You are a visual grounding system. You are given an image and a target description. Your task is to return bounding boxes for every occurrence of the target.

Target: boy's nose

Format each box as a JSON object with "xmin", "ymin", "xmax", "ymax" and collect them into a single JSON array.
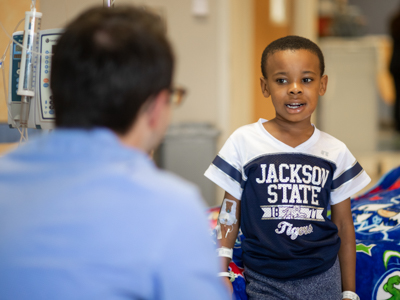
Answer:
[{"xmin": 289, "ymin": 83, "xmax": 302, "ymax": 95}]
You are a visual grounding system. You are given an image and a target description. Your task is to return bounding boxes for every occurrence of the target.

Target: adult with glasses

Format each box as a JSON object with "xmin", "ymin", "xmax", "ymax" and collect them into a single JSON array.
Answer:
[{"xmin": 0, "ymin": 6, "xmax": 229, "ymax": 300}]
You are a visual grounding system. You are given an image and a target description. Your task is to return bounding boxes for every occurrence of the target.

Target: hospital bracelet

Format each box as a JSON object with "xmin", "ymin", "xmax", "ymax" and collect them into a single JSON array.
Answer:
[
  {"xmin": 216, "ymin": 247, "xmax": 233, "ymax": 259},
  {"xmin": 217, "ymin": 271, "xmax": 235, "ymax": 282},
  {"xmin": 342, "ymin": 291, "xmax": 360, "ymax": 300}
]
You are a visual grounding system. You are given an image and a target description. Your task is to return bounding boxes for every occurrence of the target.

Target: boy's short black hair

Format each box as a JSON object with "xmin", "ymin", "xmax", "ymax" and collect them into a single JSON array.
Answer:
[
  {"xmin": 261, "ymin": 35, "xmax": 325, "ymax": 77},
  {"xmin": 51, "ymin": 6, "xmax": 174, "ymax": 134}
]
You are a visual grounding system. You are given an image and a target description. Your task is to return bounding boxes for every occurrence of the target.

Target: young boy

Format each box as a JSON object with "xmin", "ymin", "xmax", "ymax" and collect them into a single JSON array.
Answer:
[{"xmin": 204, "ymin": 36, "xmax": 370, "ymax": 300}]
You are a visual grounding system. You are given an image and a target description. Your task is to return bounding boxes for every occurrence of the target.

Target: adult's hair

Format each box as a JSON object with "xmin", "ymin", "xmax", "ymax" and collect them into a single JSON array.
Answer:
[
  {"xmin": 390, "ymin": 11, "xmax": 400, "ymax": 40},
  {"xmin": 51, "ymin": 6, "xmax": 174, "ymax": 134},
  {"xmin": 261, "ymin": 35, "xmax": 325, "ymax": 78}
]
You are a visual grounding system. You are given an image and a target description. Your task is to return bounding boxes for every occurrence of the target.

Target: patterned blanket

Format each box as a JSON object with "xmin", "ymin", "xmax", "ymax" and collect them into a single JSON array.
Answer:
[{"xmin": 353, "ymin": 166, "xmax": 400, "ymax": 300}]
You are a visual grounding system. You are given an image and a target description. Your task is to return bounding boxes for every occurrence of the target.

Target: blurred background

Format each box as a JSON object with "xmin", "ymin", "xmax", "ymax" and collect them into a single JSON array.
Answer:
[{"xmin": 1, "ymin": 0, "xmax": 399, "ymax": 206}]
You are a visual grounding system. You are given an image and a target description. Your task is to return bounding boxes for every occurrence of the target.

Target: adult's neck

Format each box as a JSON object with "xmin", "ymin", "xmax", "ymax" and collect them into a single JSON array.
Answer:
[{"xmin": 117, "ymin": 116, "xmax": 154, "ymax": 154}]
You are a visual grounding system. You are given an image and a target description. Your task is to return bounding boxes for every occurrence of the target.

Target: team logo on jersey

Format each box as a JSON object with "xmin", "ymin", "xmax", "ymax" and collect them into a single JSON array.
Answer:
[
  {"xmin": 261, "ymin": 205, "xmax": 324, "ymax": 221},
  {"xmin": 256, "ymin": 163, "xmax": 329, "ymax": 206},
  {"xmin": 275, "ymin": 221, "xmax": 313, "ymax": 240},
  {"xmin": 257, "ymin": 162, "xmax": 328, "ymax": 240}
]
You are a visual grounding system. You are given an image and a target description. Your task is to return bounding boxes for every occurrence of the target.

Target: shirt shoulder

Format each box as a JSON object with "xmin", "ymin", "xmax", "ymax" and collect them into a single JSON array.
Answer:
[
  {"xmin": 314, "ymin": 130, "xmax": 371, "ymax": 203},
  {"xmin": 221, "ymin": 121, "xmax": 268, "ymax": 162},
  {"xmin": 228, "ymin": 121, "xmax": 263, "ymax": 143},
  {"xmin": 315, "ymin": 129, "xmax": 348, "ymax": 152}
]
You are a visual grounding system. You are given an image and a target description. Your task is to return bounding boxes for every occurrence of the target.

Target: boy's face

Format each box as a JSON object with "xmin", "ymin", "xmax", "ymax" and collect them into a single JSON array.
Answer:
[{"xmin": 260, "ymin": 49, "xmax": 327, "ymax": 124}]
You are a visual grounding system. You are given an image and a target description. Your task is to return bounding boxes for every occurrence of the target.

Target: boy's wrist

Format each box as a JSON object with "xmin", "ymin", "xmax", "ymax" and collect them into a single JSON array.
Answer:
[
  {"xmin": 217, "ymin": 271, "xmax": 235, "ymax": 282},
  {"xmin": 216, "ymin": 247, "xmax": 233, "ymax": 259},
  {"xmin": 342, "ymin": 291, "xmax": 359, "ymax": 300}
]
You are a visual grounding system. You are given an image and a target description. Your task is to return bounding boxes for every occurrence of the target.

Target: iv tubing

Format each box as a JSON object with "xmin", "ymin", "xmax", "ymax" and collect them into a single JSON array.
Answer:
[
  {"xmin": 1, "ymin": 64, "xmax": 24, "ymax": 138},
  {"xmin": 0, "ymin": 19, "xmax": 47, "ymax": 58},
  {"xmin": 0, "ymin": 18, "xmax": 26, "ymax": 136}
]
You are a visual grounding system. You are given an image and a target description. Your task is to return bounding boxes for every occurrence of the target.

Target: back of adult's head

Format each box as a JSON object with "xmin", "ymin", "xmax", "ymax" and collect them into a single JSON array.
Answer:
[
  {"xmin": 390, "ymin": 10, "xmax": 400, "ymax": 40},
  {"xmin": 51, "ymin": 6, "xmax": 174, "ymax": 134}
]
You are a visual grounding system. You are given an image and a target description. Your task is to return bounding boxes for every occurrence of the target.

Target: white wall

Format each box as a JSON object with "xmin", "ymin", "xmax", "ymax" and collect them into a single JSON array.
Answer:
[
  {"xmin": 229, "ymin": 0, "xmax": 254, "ymax": 135},
  {"xmin": 292, "ymin": 0, "xmax": 318, "ymax": 42}
]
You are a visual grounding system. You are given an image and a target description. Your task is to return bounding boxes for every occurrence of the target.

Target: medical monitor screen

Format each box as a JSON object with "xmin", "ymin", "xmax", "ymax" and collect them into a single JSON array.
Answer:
[{"xmin": 15, "ymin": 44, "xmax": 22, "ymax": 53}]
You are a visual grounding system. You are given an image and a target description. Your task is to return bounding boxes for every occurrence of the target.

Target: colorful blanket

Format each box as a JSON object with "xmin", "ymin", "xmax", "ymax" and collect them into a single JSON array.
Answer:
[{"xmin": 353, "ymin": 166, "xmax": 400, "ymax": 299}]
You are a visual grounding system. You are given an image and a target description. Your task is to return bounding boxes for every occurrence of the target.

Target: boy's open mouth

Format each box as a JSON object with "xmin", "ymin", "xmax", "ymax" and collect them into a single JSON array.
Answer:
[{"xmin": 286, "ymin": 103, "xmax": 304, "ymax": 109}]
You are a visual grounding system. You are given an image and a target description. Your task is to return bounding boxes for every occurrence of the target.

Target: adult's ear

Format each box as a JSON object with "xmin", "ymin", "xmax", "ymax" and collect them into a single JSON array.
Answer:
[
  {"xmin": 117, "ymin": 89, "xmax": 170, "ymax": 153},
  {"xmin": 260, "ymin": 77, "xmax": 270, "ymax": 98},
  {"xmin": 147, "ymin": 89, "xmax": 170, "ymax": 129},
  {"xmin": 319, "ymin": 75, "xmax": 328, "ymax": 96}
]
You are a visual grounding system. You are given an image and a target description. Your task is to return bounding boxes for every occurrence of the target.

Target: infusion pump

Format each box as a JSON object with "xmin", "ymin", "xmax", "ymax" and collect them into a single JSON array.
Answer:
[{"xmin": 8, "ymin": 28, "xmax": 62, "ymax": 130}]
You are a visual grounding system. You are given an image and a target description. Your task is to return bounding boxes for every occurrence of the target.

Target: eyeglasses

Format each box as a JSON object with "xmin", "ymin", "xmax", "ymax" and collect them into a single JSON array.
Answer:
[{"xmin": 169, "ymin": 87, "xmax": 186, "ymax": 106}]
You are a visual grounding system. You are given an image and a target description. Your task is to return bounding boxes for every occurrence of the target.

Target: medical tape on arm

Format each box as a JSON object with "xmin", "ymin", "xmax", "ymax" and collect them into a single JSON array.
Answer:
[
  {"xmin": 215, "ymin": 222, "xmax": 222, "ymax": 240},
  {"xmin": 219, "ymin": 199, "xmax": 237, "ymax": 226},
  {"xmin": 218, "ymin": 198, "xmax": 238, "ymax": 239}
]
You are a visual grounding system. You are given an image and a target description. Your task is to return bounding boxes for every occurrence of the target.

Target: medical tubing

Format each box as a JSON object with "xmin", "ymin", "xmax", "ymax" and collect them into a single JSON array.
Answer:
[
  {"xmin": 0, "ymin": 18, "xmax": 25, "ymax": 133},
  {"xmin": 0, "ymin": 18, "xmax": 24, "ymax": 66},
  {"xmin": 19, "ymin": 96, "xmax": 31, "ymax": 128},
  {"xmin": 0, "ymin": 18, "xmax": 45, "ymax": 58},
  {"xmin": 1, "ymin": 48, "xmax": 23, "ymax": 136}
]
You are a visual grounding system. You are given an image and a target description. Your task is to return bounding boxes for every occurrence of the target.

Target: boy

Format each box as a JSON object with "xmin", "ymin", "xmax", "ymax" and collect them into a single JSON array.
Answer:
[{"xmin": 205, "ymin": 36, "xmax": 370, "ymax": 300}]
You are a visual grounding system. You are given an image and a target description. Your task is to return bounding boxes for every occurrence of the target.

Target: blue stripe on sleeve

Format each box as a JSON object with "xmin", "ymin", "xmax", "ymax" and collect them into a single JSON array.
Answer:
[
  {"xmin": 331, "ymin": 162, "xmax": 363, "ymax": 190},
  {"xmin": 212, "ymin": 155, "xmax": 242, "ymax": 185}
]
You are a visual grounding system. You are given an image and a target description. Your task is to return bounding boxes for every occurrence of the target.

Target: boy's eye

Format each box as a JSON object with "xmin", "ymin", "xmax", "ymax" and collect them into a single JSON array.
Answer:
[
  {"xmin": 276, "ymin": 79, "xmax": 287, "ymax": 84},
  {"xmin": 302, "ymin": 78, "xmax": 312, "ymax": 83}
]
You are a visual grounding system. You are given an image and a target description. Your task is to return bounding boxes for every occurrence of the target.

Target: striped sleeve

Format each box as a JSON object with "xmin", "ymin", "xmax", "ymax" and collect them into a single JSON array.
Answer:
[
  {"xmin": 330, "ymin": 150, "xmax": 371, "ymax": 205},
  {"xmin": 204, "ymin": 136, "xmax": 244, "ymax": 200}
]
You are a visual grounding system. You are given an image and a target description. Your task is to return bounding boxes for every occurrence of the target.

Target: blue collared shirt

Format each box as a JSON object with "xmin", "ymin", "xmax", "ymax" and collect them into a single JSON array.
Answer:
[{"xmin": 0, "ymin": 128, "xmax": 229, "ymax": 300}]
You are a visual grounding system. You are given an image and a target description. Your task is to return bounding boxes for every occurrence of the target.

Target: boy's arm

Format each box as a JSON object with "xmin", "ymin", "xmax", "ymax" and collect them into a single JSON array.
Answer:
[
  {"xmin": 331, "ymin": 197, "xmax": 356, "ymax": 300},
  {"xmin": 218, "ymin": 191, "xmax": 241, "ymax": 294}
]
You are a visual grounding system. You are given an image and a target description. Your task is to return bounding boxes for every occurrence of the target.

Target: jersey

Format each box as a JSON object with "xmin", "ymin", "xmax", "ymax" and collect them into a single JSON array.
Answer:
[{"xmin": 205, "ymin": 119, "xmax": 371, "ymax": 279}]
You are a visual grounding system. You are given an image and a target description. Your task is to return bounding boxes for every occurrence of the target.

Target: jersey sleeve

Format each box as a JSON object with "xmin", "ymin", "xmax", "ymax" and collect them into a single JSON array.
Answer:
[
  {"xmin": 204, "ymin": 133, "xmax": 244, "ymax": 200},
  {"xmin": 330, "ymin": 147, "xmax": 371, "ymax": 205}
]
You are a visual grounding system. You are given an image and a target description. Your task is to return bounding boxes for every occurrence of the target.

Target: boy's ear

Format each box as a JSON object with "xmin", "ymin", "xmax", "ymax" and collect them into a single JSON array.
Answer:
[
  {"xmin": 319, "ymin": 75, "xmax": 328, "ymax": 96},
  {"xmin": 260, "ymin": 77, "xmax": 270, "ymax": 98}
]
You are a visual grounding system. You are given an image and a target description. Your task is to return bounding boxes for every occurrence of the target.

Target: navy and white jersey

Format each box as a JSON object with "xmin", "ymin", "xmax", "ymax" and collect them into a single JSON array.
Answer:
[{"xmin": 205, "ymin": 119, "xmax": 371, "ymax": 279}]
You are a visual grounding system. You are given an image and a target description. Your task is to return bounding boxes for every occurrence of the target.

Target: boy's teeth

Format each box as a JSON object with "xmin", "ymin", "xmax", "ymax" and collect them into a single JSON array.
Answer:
[{"xmin": 286, "ymin": 104, "xmax": 303, "ymax": 108}]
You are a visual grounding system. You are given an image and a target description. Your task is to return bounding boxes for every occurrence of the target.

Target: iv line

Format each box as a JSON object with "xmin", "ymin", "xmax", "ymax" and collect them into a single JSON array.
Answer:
[
  {"xmin": 0, "ymin": 18, "xmax": 26, "ymax": 138},
  {"xmin": 0, "ymin": 19, "xmax": 50, "ymax": 58}
]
